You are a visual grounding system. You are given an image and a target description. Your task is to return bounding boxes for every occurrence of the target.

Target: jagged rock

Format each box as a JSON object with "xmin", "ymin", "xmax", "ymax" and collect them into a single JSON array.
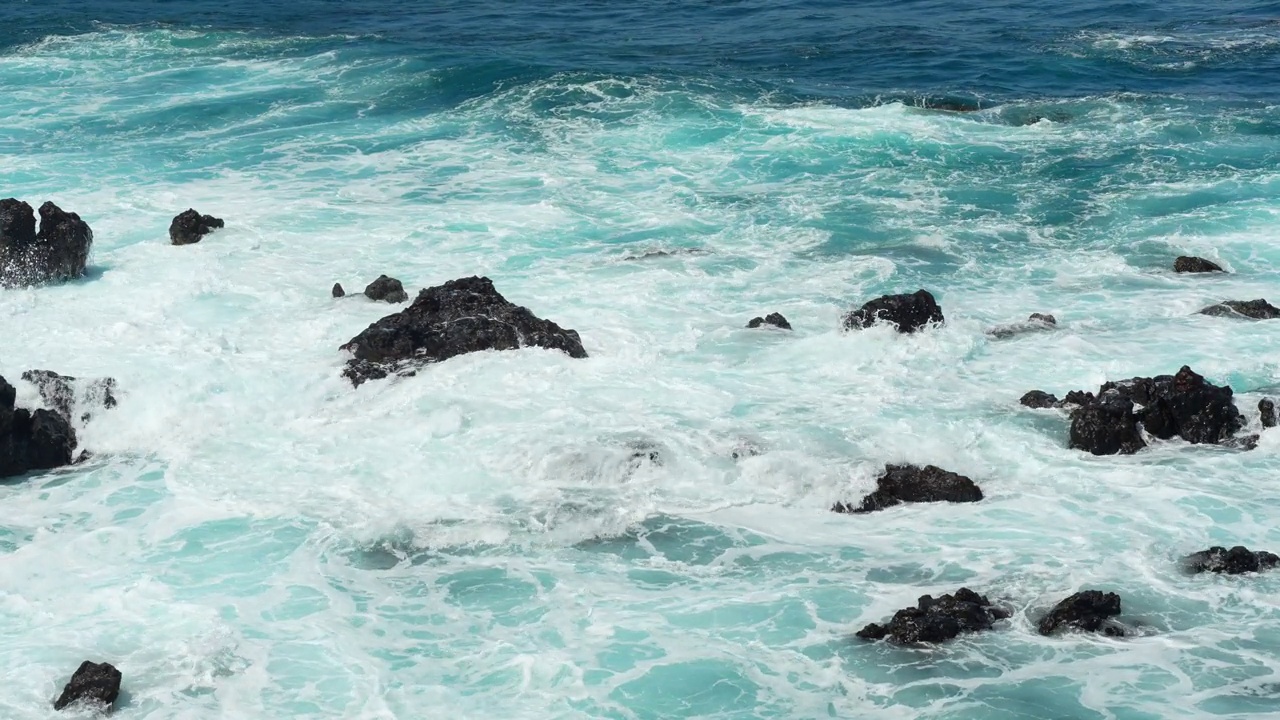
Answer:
[
  {"xmin": 832, "ymin": 464, "xmax": 983, "ymax": 514},
  {"xmin": 1037, "ymin": 590, "xmax": 1125, "ymax": 636},
  {"xmin": 843, "ymin": 289, "xmax": 943, "ymax": 333},
  {"xmin": 169, "ymin": 208, "xmax": 224, "ymax": 245},
  {"xmin": 1199, "ymin": 299, "xmax": 1280, "ymax": 320},
  {"xmin": 747, "ymin": 312, "xmax": 791, "ymax": 330},
  {"xmin": 363, "ymin": 275, "xmax": 408, "ymax": 303},
  {"xmin": 1069, "ymin": 392, "xmax": 1145, "ymax": 455},
  {"xmin": 1020, "ymin": 390, "xmax": 1060, "ymax": 409},
  {"xmin": 53, "ymin": 660, "xmax": 121, "ymax": 712},
  {"xmin": 1, "ymin": 375, "xmax": 77, "ymax": 478},
  {"xmin": 856, "ymin": 588, "xmax": 1010, "ymax": 644},
  {"xmin": 1174, "ymin": 256, "xmax": 1224, "ymax": 273},
  {"xmin": 1261, "ymin": 399, "xmax": 1277, "ymax": 429},
  {"xmin": 1061, "ymin": 390, "xmax": 1095, "ymax": 407},
  {"xmin": 332, "ymin": 283, "xmax": 345, "ymax": 298},
  {"xmin": 341, "ymin": 276, "xmax": 587, "ymax": 386},
  {"xmin": 0, "ymin": 199, "xmax": 93, "ymax": 286},
  {"xmin": 20, "ymin": 370, "xmax": 117, "ymax": 424},
  {"xmin": 1184, "ymin": 546, "xmax": 1280, "ymax": 575}
]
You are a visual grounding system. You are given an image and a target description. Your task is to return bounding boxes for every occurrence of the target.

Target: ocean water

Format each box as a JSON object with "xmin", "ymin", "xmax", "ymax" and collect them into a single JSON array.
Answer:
[{"xmin": 3, "ymin": 0, "xmax": 1280, "ymax": 717}]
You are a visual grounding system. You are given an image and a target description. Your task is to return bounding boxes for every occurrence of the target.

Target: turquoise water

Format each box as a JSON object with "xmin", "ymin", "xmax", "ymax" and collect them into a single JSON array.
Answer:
[{"xmin": 3, "ymin": 2, "xmax": 1280, "ymax": 717}]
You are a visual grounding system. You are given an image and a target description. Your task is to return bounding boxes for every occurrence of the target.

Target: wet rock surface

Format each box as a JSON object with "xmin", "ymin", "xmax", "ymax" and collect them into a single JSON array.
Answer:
[
  {"xmin": 341, "ymin": 276, "xmax": 587, "ymax": 386},
  {"xmin": 1261, "ymin": 399, "xmax": 1277, "ymax": 429},
  {"xmin": 1020, "ymin": 390, "xmax": 1060, "ymax": 409},
  {"xmin": 1174, "ymin": 256, "xmax": 1224, "ymax": 273},
  {"xmin": 989, "ymin": 313, "xmax": 1057, "ymax": 339},
  {"xmin": 363, "ymin": 274, "xmax": 408, "ymax": 303},
  {"xmin": 169, "ymin": 208, "xmax": 224, "ymax": 245},
  {"xmin": 54, "ymin": 660, "xmax": 121, "ymax": 712},
  {"xmin": 1, "ymin": 375, "xmax": 77, "ymax": 478},
  {"xmin": 1198, "ymin": 299, "xmax": 1280, "ymax": 320},
  {"xmin": 1184, "ymin": 546, "xmax": 1280, "ymax": 575},
  {"xmin": 843, "ymin": 289, "xmax": 944, "ymax": 333},
  {"xmin": 747, "ymin": 312, "xmax": 791, "ymax": 330},
  {"xmin": 856, "ymin": 588, "xmax": 1010, "ymax": 644},
  {"xmin": 0, "ymin": 199, "xmax": 93, "ymax": 286},
  {"xmin": 332, "ymin": 283, "xmax": 345, "ymax": 298},
  {"xmin": 1037, "ymin": 590, "xmax": 1125, "ymax": 636},
  {"xmin": 20, "ymin": 370, "xmax": 118, "ymax": 424},
  {"xmin": 832, "ymin": 464, "xmax": 983, "ymax": 514}
]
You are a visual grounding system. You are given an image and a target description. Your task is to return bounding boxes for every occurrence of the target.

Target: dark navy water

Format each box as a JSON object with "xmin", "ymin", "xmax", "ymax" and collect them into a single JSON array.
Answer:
[{"xmin": 3, "ymin": 1, "xmax": 1280, "ymax": 718}]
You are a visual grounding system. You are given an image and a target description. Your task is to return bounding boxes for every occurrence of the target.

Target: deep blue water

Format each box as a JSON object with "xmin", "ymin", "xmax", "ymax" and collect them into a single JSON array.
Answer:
[{"xmin": 3, "ymin": 1, "xmax": 1280, "ymax": 718}]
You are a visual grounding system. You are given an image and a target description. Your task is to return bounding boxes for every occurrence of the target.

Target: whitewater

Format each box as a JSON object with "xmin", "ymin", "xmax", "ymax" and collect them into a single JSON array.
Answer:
[{"xmin": 3, "ymin": 1, "xmax": 1280, "ymax": 717}]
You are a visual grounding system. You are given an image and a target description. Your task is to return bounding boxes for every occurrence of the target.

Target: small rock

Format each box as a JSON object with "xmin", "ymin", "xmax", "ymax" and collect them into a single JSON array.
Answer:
[
  {"xmin": 1037, "ymin": 590, "xmax": 1125, "ymax": 636},
  {"xmin": 843, "ymin": 289, "xmax": 944, "ymax": 333},
  {"xmin": 1184, "ymin": 546, "xmax": 1280, "ymax": 575},
  {"xmin": 169, "ymin": 208, "xmax": 224, "ymax": 246},
  {"xmin": 1028, "ymin": 313, "xmax": 1057, "ymax": 325},
  {"xmin": 363, "ymin": 275, "xmax": 408, "ymax": 303},
  {"xmin": 832, "ymin": 464, "xmax": 983, "ymax": 514},
  {"xmin": 1198, "ymin": 299, "xmax": 1280, "ymax": 320},
  {"xmin": 1261, "ymin": 399, "xmax": 1277, "ymax": 429},
  {"xmin": 856, "ymin": 587, "xmax": 1010, "ymax": 644},
  {"xmin": 53, "ymin": 660, "xmax": 121, "ymax": 712},
  {"xmin": 988, "ymin": 313, "xmax": 1057, "ymax": 339},
  {"xmin": 1020, "ymin": 390, "xmax": 1059, "ymax": 409},
  {"xmin": 1174, "ymin": 256, "xmax": 1224, "ymax": 273},
  {"xmin": 747, "ymin": 312, "xmax": 791, "ymax": 330},
  {"xmin": 1069, "ymin": 391, "xmax": 1145, "ymax": 455},
  {"xmin": 332, "ymin": 283, "xmax": 345, "ymax": 298}
]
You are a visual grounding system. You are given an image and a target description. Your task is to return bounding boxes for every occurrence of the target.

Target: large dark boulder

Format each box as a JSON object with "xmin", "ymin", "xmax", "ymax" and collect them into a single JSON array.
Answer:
[
  {"xmin": 169, "ymin": 208, "xmax": 224, "ymax": 245},
  {"xmin": 1069, "ymin": 392, "xmax": 1146, "ymax": 455},
  {"xmin": 1, "ymin": 374, "xmax": 76, "ymax": 477},
  {"xmin": 832, "ymin": 463, "xmax": 982, "ymax": 514},
  {"xmin": 21, "ymin": 370, "xmax": 118, "ymax": 424},
  {"xmin": 1174, "ymin": 256, "xmax": 1224, "ymax": 273},
  {"xmin": 53, "ymin": 660, "xmax": 121, "ymax": 712},
  {"xmin": 843, "ymin": 289, "xmax": 943, "ymax": 333},
  {"xmin": 1199, "ymin": 299, "xmax": 1280, "ymax": 320},
  {"xmin": 747, "ymin": 312, "xmax": 791, "ymax": 330},
  {"xmin": 1184, "ymin": 546, "xmax": 1280, "ymax": 575},
  {"xmin": 1037, "ymin": 590, "xmax": 1124, "ymax": 636},
  {"xmin": 363, "ymin": 275, "xmax": 408, "ymax": 303},
  {"xmin": 0, "ymin": 199, "xmax": 92, "ymax": 286},
  {"xmin": 856, "ymin": 588, "xmax": 1010, "ymax": 644},
  {"xmin": 341, "ymin": 276, "xmax": 587, "ymax": 386}
]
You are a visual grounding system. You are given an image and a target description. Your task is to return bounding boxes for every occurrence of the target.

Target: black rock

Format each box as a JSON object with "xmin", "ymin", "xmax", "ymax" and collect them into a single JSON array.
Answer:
[
  {"xmin": 1069, "ymin": 391, "xmax": 1146, "ymax": 455},
  {"xmin": 1020, "ymin": 390, "xmax": 1060, "ymax": 409},
  {"xmin": 1184, "ymin": 546, "xmax": 1280, "ymax": 575},
  {"xmin": 843, "ymin": 289, "xmax": 944, "ymax": 333},
  {"xmin": 332, "ymin": 283, "xmax": 345, "ymax": 298},
  {"xmin": 832, "ymin": 464, "xmax": 983, "ymax": 514},
  {"xmin": 1, "ymin": 374, "xmax": 77, "ymax": 478},
  {"xmin": 21, "ymin": 370, "xmax": 118, "ymax": 424},
  {"xmin": 1037, "ymin": 590, "xmax": 1125, "ymax": 636},
  {"xmin": 341, "ymin": 276, "xmax": 587, "ymax": 386},
  {"xmin": 1133, "ymin": 366, "xmax": 1245, "ymax": 445},
  {"xmin": 1199, "ymin": 299, "xmax": 1280, "ymax": 320},
  {"xmin": 1174, "ymin": 256, "xmax": 1224, "ymax": 273},
  {"xmin": 856, "ymin": 587, "xmax": 1010, "ymax": 644},
  {"xmin": 0, "ymin": 199, "xmax": 93, "ymax": 286},
  {"xmin": 363, "ymin": 275, "xmax": 408, "ymax": 303},
  {"xmin": 747, "ymin": 312, "xmax": 791, "ymax": 330},
  {"xmin": 989, "ymin": 312, "xmax": 1057, "ymax": 339},
  {"xmin": 1061, "ymin": 390, "xmax": 1095, "ymax": 407},
  {"xmin": 53, "ymin": 660, "xmax": 121, "ymax": 712},
  {"xmin": 169, "ymin": 208, "xmax": 224, "ymax": 245},
  {"xmin": 1261, "ymin": 399, "xmax": 1277, "ymax": 429}
]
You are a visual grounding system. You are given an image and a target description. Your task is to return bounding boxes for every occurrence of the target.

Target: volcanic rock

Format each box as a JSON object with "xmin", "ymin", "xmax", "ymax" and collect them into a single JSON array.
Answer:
[
  {"xmin": 832, "ymin": 464, "xmax": 983, "ymax": 514},
  {"xmin": 747, "ymin": 312, "xmax": 791, "ymax": 330},
  {"xmin": 0, "ymin": 199, "xmax": 93, "ymax": 286},
  {"xmin": 1, "ymin": 374, "xmax": 77, "ymax": 478},
  {"xmin": 1174, "ymin": 256, "xmax": 1224, "ymax": 273},
  {"xmin": 856, "ymin": 587, "xmax": 1010, "ymax": 644},
  {"xmin": 843, "ymin": 289, "xmax": 944, "ymax": 333},
  {"xmin": 1198, "ymin": 299, "xmax": 1280, "ymax": 320},
  {"xmin": 1184, "ymin": 546, "xmax": 1280, "ymax": 575},
  {"xmin": 363, "ymin": 275, "xmax": 408, "ymax": 303},
  {"xmin": 169, "ymin": 208, "xmax": 224, "ymax": 245},
  {"xmin": 53, "ymin": 661, "xmax": 121, "ymax": 712},
  {"xmin": 1037, "ymin": 590, "xmax": 1125, "ymax": 636}
]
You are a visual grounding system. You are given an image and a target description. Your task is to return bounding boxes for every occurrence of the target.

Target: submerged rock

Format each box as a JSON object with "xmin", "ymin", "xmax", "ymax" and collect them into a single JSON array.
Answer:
[
  {"xmin": 1020, "ymin": 390, "xmax": 1060, "ymax": 409},
  {"xmin": 832, "ymin": 464, "xmax": 983, "ymax": 514},
  {"xmin": 169, "ymin": 208, "xmax": 224, "ymax": 245},
  {"xmin": 1198, "ymin": 299, "xmax": 1280, "ymax": 320},
  {"xmin": 843, "ymin": 289, "xmax": 944, "ymax": 333},
  {"xmin": 1261, "ymin": 399, "xmax": 1277, "ymax": 429},
  {"xmin": 0, "ymin": 199, "xmax": 93, "ymax": 286},
  {"xmin": 363, "ymin": 275, "xmax": 408, "ymax": 303},
  {"xmin": 747, "ymin": 312, "xmax": 791, "ymax": 330},
  {"xmin": 332, "ymin": 283, "xmax": 345, "ymax": 298},
  {"xmin": 1, "ymin": 375, "xmax": 77, "ymax": 478},
  {"xmin": 988, "ymin": 313, "xmax": 1057, "ymax": 339},
  {"xmin": 1037, "ymin": 590, "xmax": 1125, "ymax": 637},
  {"xmin": 1184, "ymin": 546, "xmax": 1280, "ymax": 575},
  {"xmin": 341, "ymin": 276, "xmax": 587, "ymax": 386},
  {"xmin": 53, "ymin": 660, "xmax": 121, "ymax": 712},
  {"xmin": 21, "ymin": 370, "xmax": 117, "ymax": 424},
  {"xmin": 856, "ymin": 587, "xmax": 1010, "ymax": 644},
  {"xmin": 1174, "ymin": 256, "xmax": 1224, "ymax": 273}
]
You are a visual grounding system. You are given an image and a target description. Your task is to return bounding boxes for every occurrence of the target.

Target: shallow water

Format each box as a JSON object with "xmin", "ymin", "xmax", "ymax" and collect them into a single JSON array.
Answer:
[{"xmin": 2, "ymin": 1, "xmax": 1280, "ymax": 717}]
